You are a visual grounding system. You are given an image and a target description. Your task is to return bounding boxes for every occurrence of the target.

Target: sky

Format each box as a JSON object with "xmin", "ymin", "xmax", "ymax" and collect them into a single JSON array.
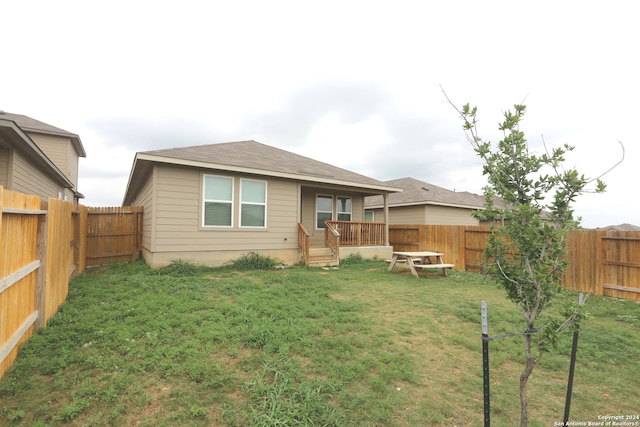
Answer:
[{"xmin": 2, "ymin": 1, "xmax": 637, "ymax": 229}]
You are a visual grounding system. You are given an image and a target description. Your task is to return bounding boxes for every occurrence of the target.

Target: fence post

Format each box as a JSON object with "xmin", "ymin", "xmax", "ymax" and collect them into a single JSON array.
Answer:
[{"xmin": 34, "ymin": 209, "xmax": 48, "ymax": 330}]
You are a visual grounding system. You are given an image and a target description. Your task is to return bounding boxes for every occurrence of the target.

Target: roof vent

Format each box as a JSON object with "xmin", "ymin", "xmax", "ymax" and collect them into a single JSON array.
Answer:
[{"xmin": 0, "ymin": 110, "xmax": 5, "ymax": 115}]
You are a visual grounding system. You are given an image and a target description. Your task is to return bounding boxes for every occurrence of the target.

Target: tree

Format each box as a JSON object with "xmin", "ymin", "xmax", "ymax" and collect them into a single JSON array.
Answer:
[{"xmin": 443, "ymin": 91, "xmax": 621, "ymax": 426}]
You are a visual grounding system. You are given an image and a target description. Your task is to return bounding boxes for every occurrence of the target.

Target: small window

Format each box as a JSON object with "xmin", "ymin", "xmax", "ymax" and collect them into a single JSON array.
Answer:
[
  {"xmin": 240, "ymin": 179, "xmax": 267, "ymax": 227},
  {"xmin": 316, "ymin": 195, "xmax": 333, "ymax": 229},
  {"xmin": 203, "ymin": 175, "xmax": 233, "ymax": 227},
  {"xmin": 365, "ymin": 210, "xmax": 375, "ymax": 222},
  {"xmin": 337, "ymin": 196, "xmax": 352, "ymax": 221}
]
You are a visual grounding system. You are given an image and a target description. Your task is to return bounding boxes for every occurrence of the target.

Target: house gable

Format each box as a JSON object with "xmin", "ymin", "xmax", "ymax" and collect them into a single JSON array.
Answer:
[{"xmin": 0, "ymin": 115, "xmax": 79, "ymax": 201}]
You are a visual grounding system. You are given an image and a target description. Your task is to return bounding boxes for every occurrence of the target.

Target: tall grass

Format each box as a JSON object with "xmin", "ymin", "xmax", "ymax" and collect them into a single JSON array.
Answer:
[{"xmin": 1, "ymin": 260, "xmax": 638, "ymax": 426}]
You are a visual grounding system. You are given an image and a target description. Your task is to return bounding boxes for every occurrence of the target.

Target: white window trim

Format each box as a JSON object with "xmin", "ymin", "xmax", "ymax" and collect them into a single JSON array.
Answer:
[
  {"xmin": 240, "ymin": 178, "xmax": 267, "ymax": 228},
  {"xmin": 202, "ymin": 174, "xmax": 234, "ymax": 228}
]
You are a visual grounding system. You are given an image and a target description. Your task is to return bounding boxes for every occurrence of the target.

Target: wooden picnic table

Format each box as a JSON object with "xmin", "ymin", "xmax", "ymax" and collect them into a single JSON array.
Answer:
[{"xmin": 386, "ymin": 251, "xmax": 455, "ymax": 278}]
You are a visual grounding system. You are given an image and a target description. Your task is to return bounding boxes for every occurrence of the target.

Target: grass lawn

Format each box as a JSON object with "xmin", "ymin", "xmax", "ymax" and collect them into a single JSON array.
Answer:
[{"xmin": 1, "ymin": 258, "xmax": 639, "ymax": 426}]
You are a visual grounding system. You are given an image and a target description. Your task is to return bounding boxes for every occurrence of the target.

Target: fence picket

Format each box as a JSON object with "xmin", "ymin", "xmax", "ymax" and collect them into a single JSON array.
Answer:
[{"xmin": 389, "ymin": 224, "xmax": 640, "ymax": 301}]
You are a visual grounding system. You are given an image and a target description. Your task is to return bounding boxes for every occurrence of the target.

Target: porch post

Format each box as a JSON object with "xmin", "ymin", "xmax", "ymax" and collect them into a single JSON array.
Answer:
[{"xmin": 384, "ymin": 193, "xmax": 390, "ymax": 246}]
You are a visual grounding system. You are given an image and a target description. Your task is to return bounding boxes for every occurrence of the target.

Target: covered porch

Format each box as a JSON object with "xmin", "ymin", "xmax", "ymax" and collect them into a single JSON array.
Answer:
[
  {"xmin": 294, "ymin": 183, "xmax": 397, "ymax": 267},
  {"xmin": 297, "ymin": 220, "xmax": 392, "ymax": 266}
]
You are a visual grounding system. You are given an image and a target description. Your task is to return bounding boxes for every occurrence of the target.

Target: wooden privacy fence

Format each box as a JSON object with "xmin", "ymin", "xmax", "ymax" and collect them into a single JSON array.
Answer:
[
  {"xmin": 86, "ymin": 206, "xmax": 143, "ymax": 266},
  {"xmin": 1, "ymin": 187, "xmax": 143, "ymax": 379},
  {"xmin": 389, "ymin": 224, "xmax": 640, "ymax": 302},
  {"xmin": 0, "ymin": 187, "xmax": 86, "ymax": 379}
]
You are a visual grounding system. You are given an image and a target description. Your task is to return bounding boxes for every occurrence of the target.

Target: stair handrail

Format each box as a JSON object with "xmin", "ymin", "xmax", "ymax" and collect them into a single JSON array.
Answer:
[
  {"xmin": 297, "ymin": 223, "xmax": 310, "ymax": 265},
  {"xmin": 324, "ymin": 220, "xmax": 340, "ymax": 263}
]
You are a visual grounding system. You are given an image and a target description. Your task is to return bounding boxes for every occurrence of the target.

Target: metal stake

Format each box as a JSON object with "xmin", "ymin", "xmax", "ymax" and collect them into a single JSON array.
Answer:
[
  {"xmin": 481, "ymin": 301, "xmax": 490, "ymax": 427},
  {"xmin": 563, "ymin": 293, "xmax": 585, "ymax": 425}
]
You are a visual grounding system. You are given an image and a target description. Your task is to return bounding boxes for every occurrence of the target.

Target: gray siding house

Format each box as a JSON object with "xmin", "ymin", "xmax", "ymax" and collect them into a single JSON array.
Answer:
[
  {"xmin": 0, "ymin": 112, "xmax": 86, "ymax": 204},
  {"xmin": 123, "ymin": 140, "xmax": 401, "ymax": 268},
  {"xmin": 365, "ymin": 177, "xmax": 487, "ymax": 226}
]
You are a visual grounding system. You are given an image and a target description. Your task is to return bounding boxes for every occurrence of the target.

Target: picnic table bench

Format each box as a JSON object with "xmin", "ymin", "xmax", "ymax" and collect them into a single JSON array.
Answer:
[{"xmin": 386, "ymin": 251, "xmax": 454, "ymax": 278}]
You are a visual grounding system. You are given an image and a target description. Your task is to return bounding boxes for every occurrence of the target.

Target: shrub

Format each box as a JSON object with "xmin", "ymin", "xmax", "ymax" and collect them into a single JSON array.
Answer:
[
  {"xmin": 340, "ymin": 253, "xmax": 366, "ymax": 266},
  {"xmin": 159, "ymin": 259, "xmax": 201, "ymax": 276},
  {"xmin": 230, "ymin": 252, "xmax": 278, "ymax": 270}
]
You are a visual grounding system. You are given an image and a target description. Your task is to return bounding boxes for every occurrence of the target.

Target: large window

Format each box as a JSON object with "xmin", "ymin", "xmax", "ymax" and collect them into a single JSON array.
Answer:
[
  {"xmin": 337, "ymin": 196, "xmax": 352, "ymax": 221},
  {"xmin": 203, "ymin": 175, "xmax": 233, "ymax": 227},
  {"xmin": 240, "ymin": 179, "xmax": 267, "ymax": 227},
  {"xmin": 316, "ymin": 195, "xmax": 333, "ymax": 229}
]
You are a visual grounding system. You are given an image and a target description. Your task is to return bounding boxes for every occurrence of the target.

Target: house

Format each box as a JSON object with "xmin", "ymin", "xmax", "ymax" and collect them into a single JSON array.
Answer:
[
  {"xmin": 596, "ymin": 223, "xmax": 640, "ymax": 232},
  {"xmin": 0, "ymin": 111, "xmax": 86, "ymax": 204},
  {"xmin": 122, "ymin": 140, "xmax": 402, "ymax": 268},
  {"xmin": 364, "ymin": 177, "xmax": 487, "ymax": 226}
]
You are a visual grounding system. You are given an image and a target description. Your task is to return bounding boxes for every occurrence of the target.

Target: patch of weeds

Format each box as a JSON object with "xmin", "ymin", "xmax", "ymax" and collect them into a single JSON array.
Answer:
[
  {"xmin": 241, "ymin": 358, "xmax": 344, "ymax": 426},
  {"xmin": 57, "ymin": 399, "xmax": 90, "ymax": 422},
  {"xmin": 158, "ymin": 259, "xmax": 204, "ymax": 276},
  {"xmin": 230, "ymin": 252, "xmax": 278, "ymax": 270},
  {"xmin": 188, "ymin": 404, "xmax": 209, "ymax": 419},
  {"xmin": 2, "ymin": 408, "xmax": 25, "ymax": 422},
  {"xmin": 340, "ymin": 252, "xmax": 366, "ymax": 266}
]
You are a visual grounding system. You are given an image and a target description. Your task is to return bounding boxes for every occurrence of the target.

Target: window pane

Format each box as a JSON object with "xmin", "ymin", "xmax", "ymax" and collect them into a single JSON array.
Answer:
[
  {"xmin": 337, "ymin": 197, "xmax": 352, "ymax": 213},
  {"xmin": 241, "ymin": 205, "xmax": 265, "ymax": 227},
  {"xmin": 317, "ymin": 195, "xmax": 332, "ymax": 211},
  {"xmin": 337, "ymin": 213, "xmax": 351, "ymax": 221},
  {"xmin": 204, "ymin": 202, "xmax": 232, "ymax": 226},
  {"xmin": 242, "ymin": 180, "xmax": 266, "ymax": 203},
  {"xmin": 317, "ymin": 212, "xmax": 332, "ymax": 229},
  {"xmin": 365, "ymin": 211, "xmax": 374, "ymax": 222},
  {"xmin": 205, "ymin": 176, "xmax": 232, "ymax": 200}
]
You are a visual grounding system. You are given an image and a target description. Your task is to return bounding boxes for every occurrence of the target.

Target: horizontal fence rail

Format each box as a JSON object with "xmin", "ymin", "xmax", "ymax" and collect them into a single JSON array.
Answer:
[
  {"xmin": 389, "ymin": 224, "xmax": 640, "ymax": 302},
  {"xmin": 1, "ymin": 186, "xmax": 144, "ymax": 380},
  {"xmin": 86, "ymin": 206, "xmax": 143, "ymax": 265},
  {"xmin": 1, "ymin": 187, "xmax": 86, "ymax": 379}
]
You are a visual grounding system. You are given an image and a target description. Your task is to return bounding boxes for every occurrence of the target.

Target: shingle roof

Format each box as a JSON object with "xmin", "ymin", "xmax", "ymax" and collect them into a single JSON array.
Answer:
[
  {"xmin": 139, "ymin": 140, "xmax": 397, "ymax": 190},
  {"xmin": 596, "ymin": 223, "xmax": 640, "ymax": 232},
  {"xmin": 0, "ymin": 111, "xmax": 86, "ymax": 157},
  {"xmin": 364, "ymin": 177, "xmax": 487, "ymax": 209}
]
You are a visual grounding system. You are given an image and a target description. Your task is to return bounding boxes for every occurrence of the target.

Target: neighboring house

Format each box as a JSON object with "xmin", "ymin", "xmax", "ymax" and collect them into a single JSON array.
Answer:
[
  {"xmin": 364, "ymin": 177, "xmax": 488, "ymax": 226},
  {"xmin": 596, "ymin": 223, "xmax": 640, "ymax": 232},
  {"xmin": 122, "ymin": 140, "xmax": 402, "ymax": 268},
  {"xmin": 0, "ymin": 111, "xmax": 86, "ymax": 204}
]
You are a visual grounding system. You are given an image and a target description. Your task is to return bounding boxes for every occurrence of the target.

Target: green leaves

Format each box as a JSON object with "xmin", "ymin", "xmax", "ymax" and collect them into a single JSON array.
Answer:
[{"xmin": 449, "ymin": 98, "xmax": 606, "ymax": 425}]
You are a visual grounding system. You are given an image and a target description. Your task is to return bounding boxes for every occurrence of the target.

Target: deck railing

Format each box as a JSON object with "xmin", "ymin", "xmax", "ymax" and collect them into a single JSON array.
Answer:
[{"xmin": 325, "ymin": 220, "xmax": 386, "ymax": 246}]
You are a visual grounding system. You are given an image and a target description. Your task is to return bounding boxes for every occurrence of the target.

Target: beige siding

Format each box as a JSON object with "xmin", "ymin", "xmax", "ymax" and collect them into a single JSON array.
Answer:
[
  {"xmin": 130, "ymin": 167, "xmax": 155, "ymax": 252},
  {"xmin": 370, "ymin": 204, "xmax": 479, "ymax": 226},
  {"xmin": 152, "ymin": 165, "xmax": 299, "ymax": 253},
  {"xmin": 424, "ymin": 205, "xmax": 479, "ymax": 225},
  {"xmin": 29, "ymin": 133, "xmax": 80, "ymax": 187},
  {"xmin": 67, "ymin": 140, "xmax": 79, "ymax": 187},
  {"xmin": 390, "ymin": 205, "xmax": 426, "ymax": 224},
  {"xmin": 0, "ymin": 147, "xmax": 9, "ymax": 187},
  {"xmin": 30, "ymin": 134, "xmax": 68, "ymax": 176},
  {"xmin": 11, "ymin": 149, "xmax": 62, "ymax": 200}
]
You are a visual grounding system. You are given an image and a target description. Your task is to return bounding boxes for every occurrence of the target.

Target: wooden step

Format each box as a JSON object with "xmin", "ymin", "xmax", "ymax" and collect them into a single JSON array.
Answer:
[{"xmin": 306, "ymin": 247, "xmax": 339, "ymax": 267}]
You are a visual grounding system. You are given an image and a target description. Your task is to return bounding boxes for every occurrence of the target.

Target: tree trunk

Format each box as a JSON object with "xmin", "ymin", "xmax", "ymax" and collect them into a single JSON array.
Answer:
[{"xmin": 520, "ymin": 332, "xmax": 537, "ymax": 427}]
